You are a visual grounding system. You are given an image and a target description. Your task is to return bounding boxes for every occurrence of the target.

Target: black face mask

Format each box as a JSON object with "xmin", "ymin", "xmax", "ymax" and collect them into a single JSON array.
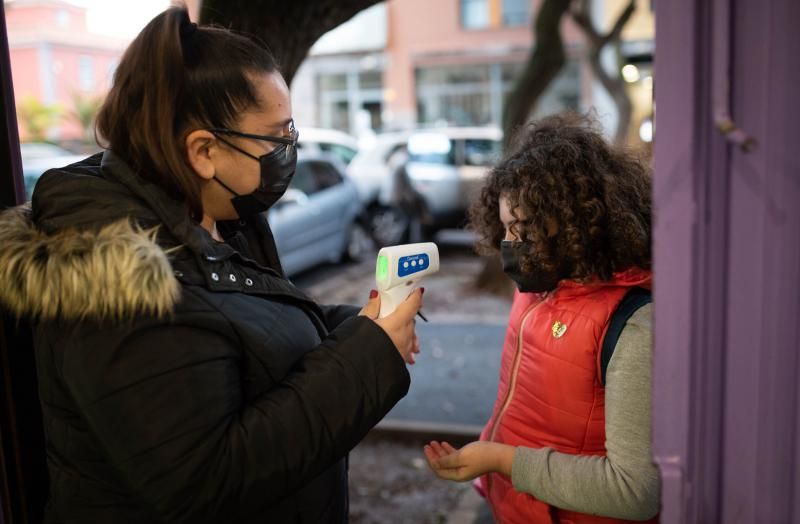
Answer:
[
  {"xmin": 211, "ymin": 127, "xmax": 298, "ymax": 217},
  {"xmin": 500, "ymin": 240, "xmax": 564, "ymax": 293}
]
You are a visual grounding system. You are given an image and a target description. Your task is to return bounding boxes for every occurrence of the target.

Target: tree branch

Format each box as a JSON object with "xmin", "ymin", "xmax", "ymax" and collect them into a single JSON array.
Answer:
[
  {"xmin": 571, "ymin": 0, "xmax": 635, "ymax": 49},
  {"xmin": 570, "ymin": 0, "xmax": 600, "ymax": 44},
  {"xmin": 570, "ymin": 0, "xmax": 636, "ymax": 143},
  {"xmin": 606, "ymin": 0, "xmax": 636, "ymax": 45}
]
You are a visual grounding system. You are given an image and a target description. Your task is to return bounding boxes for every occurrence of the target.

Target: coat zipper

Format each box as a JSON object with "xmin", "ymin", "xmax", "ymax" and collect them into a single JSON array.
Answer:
[{"xmin": 485, "ymin": 296, "xmax": 547, "ymax": 501}]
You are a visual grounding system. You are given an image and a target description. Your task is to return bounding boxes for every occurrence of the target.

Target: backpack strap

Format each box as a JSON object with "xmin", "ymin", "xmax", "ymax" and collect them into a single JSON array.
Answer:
[{"xmin": 600, "ymin": 287, "xmax": 652, "ymax": 386}]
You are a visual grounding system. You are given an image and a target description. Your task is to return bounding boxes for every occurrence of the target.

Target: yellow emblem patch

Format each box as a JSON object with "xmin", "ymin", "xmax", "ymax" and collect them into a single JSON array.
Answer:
[{"xmin": 552, "ymin": 321, "xmax": 567, "ymax": 339}]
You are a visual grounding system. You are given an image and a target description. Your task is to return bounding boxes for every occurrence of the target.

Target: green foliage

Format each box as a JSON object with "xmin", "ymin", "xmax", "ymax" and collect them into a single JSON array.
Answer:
[
  {"xmin": 71, "ymin": 93, "xmax": 104, "ymax": 143},
  {"xmin": 16, "ymin": 96, "xmax": 62, "ymax": 142}
]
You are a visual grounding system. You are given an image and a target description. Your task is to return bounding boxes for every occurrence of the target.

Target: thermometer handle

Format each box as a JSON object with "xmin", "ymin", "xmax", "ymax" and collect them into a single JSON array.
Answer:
[{"xmin": 378, "ymin": 282, "xmax": 421, "ymax": 318}]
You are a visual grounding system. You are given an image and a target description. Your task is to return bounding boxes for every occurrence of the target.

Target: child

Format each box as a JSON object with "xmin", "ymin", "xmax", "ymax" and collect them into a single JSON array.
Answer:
[{"xmin": 424, "ymin": 113, "xmax": 660, "ymax": 523}]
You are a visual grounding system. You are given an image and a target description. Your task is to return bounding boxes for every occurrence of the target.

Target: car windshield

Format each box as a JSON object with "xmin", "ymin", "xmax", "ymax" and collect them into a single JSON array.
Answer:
[
  {"xmin": 464, "ymin": 138, "xmax": 502, "ymax": 166},
  {"xmin": 318, "ymin": 142, "xmax": 357, "ymax": 165},
  {"xmin": 407, "ymin": 133, "xmax": 455, "ymax": 165}
]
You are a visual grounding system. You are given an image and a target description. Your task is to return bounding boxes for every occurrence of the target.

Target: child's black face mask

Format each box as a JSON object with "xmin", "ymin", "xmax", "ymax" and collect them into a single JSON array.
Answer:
[{"xmin": 500, "ymin": 240, "xmax": 564, "ymax": 293}]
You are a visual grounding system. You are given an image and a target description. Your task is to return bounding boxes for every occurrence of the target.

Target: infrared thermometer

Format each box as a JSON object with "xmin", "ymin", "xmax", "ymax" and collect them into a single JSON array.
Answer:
[{"xmin": 375, "ymin": 242, "xmax": 440, "ymax": 319}]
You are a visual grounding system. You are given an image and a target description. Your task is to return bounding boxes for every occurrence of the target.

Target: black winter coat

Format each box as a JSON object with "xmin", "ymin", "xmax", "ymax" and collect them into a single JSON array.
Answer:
[{"xmin": 0, "ymin": 151, "xmax": 410, "ymax": 523}]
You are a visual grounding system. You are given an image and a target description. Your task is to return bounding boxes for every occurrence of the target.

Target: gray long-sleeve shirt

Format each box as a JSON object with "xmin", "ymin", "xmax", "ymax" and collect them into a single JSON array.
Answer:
[{"xmin": 511, "ymin": 303, "xmax": 660, "ymax": 521}]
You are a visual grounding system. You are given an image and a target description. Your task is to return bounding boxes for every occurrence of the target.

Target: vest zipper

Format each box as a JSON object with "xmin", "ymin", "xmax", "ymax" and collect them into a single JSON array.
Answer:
[{"xmin": 485, "ymin": 295, "xmax": 547, "ymax": 503}]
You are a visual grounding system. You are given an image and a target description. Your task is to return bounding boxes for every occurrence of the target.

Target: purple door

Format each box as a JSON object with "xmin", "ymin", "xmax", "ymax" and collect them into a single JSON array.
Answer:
[{"xmin": 653, "ymin": 0, "xmax": 800, "ymax": 522}]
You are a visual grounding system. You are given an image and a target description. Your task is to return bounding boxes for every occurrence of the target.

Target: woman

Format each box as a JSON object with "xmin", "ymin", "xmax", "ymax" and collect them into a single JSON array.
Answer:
[
  {"xmin": 424, "ymin": 113, "xmax": 660, "ymax": 523},
  {"xmin": 0, "ymin": 7, "xmax": 422, "ymax": 523}
]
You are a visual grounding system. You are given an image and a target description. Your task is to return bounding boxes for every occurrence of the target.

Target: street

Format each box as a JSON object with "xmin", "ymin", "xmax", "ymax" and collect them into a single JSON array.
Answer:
[
  {"xmin": 294, "ymin": 231, "xmax": 505, "ymax": 523},
  {"xmin": 292, "ymin": 231, "xmax": 512, "ymax": 429}
]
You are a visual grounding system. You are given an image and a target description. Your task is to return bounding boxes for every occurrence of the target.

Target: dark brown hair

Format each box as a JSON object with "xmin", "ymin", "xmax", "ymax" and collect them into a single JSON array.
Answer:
[
  {"xmin": 469, "ymin": 112, "xmax": 652, "ymax": 282},
  {"xmin": 96, "ymin": 6, "xmax": 278, "ymax": 219}
]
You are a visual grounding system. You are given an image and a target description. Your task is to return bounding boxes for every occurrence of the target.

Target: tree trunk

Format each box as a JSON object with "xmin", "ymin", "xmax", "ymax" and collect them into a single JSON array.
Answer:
[
  {"xmin": 502, "ymin": 0, "xmax": 573, "ymax": 149},
  {"xmin": 200, "ymin": 0, "xmax": 382, "ymax": 85}
]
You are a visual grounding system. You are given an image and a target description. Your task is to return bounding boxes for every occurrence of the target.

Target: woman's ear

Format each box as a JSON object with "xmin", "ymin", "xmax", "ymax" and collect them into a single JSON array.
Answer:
[{"xmin": 184, "ymin": 130, "xmax": 218, "ymax": 181}]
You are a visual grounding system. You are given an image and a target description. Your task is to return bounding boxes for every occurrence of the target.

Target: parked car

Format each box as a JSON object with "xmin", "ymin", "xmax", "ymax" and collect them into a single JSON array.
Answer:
[
  {"xmin": 20, "ymin": 143, "xmax": 88, "ymax": 199},
  {"xmin": 268, "ymin": 153, "xmax": 373, "ymax": 277},
  {"xmin": 346, "ymin": 127, "xmax": 502, "ymax": 245},
  {"xmin": 19, "ymin": 146, "xmax": 370, "ymax": 277},
  {"xmin": 346, "ymin": 131, "xmax": 413, "ymax": 246},
  {"xmin": 404, "ymin": 127, "xmax": 502, "ymax": 233},
  {"xmin": 296, "ymin": 127, "xmax": 359, "ymax": 166},
  {"xmin": 20, "ymin": 142, "xmax": 74, "ymax": 160}
]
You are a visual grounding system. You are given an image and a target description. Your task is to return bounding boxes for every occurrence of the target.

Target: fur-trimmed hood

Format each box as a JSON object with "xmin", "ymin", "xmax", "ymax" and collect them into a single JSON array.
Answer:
[
  {"xmin": 0, "ymin": 150, "xmax": 296, "ymax": 322},
  {"xmin": 0, "ymin": 151, "xmax": 190, "ymax": 321},
  {"xmin": 0, "ymin": 204, "xmax": 179, "ymax": 320}
]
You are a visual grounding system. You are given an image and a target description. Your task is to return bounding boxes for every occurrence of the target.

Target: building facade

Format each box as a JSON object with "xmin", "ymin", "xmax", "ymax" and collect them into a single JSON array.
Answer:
[
  {"xmin": 293, "ymin": 0, "xmax": 589, "ymax": 137},
  {"xmin": 294, "ymin": 0, "xmax": 653, "ymax": 142},
  {"xmin": 5, "ymin": 0, "xmax": 125, "ymax": 142},
  {"xmin": 6, "ymin": 0, "xmax": 654, "ymax": 144},
  {"xmin": 384, "ymin": 0, "xmax": 585, "ymax": 130}
]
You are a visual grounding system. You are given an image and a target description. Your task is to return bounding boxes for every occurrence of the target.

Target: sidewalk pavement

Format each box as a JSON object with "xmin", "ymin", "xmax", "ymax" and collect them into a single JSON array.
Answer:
[
  {"xmin": 298, "ymin": 240, "xmax": 512, "ymax": 430},
  {"xmin": 447, "ymin": 489, "xmax": 495, "ymax": 524},
  {"xmin": 385, "ymin": 321, "xmax": 504, "ymax": 427}
]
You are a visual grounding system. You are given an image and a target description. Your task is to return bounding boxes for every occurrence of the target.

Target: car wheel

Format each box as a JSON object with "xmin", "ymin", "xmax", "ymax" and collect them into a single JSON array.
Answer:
[
  {"xmin": 368, "ymin": 205, "xmax": 409, "ymax": 247},
  {"xmin": 345, "ymin": 221, "xmax": 375, "ymax": 262}
]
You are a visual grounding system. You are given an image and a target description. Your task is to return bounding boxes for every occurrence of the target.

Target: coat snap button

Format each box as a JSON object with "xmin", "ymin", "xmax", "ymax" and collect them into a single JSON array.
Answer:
[
  {"xmin": 211, "ymin": 272, "xmax": 220, "ymax": 281},
  {"xmin": 228, "ymin": 274, "xmax": 237, "ymax": 283},
  {"xmin": 245, "ymin": 278, "xmax": 254, "ymax": 286},
  {"xmin": 173, "ymin": 270, "xmax": 184, "ymax": 278}
]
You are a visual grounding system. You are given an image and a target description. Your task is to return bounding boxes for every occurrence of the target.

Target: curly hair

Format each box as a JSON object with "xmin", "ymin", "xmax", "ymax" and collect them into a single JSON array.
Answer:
[{"xmin": 469, "ymin": 112, "xmax": 651, "ymax": 282}]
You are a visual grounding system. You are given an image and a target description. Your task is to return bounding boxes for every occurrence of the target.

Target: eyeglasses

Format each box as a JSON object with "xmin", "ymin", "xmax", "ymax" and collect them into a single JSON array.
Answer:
[{"xmin": 209, "ymin": 120, "xmax": 299, "ymax": 161}]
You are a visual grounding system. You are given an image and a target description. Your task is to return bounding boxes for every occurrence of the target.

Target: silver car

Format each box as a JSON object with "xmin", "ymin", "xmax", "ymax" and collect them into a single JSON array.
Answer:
[
  {"xmin": 393, "ymin": 127, "xmax": 502, "ymax": 237},
  {"xmin": 346, "ymin": 127, "xmax": 502, "ymax": 245},
  {"xmin": 268, "ymin": 153, "xmax": 372, "ymax": 277},
  {"xmin": 404, "ymin": 127, "xmax": 503, "ymax": 232},
  {"xmin": 346, "ymin": 131, "xmax": 413, "ymax": 246}
]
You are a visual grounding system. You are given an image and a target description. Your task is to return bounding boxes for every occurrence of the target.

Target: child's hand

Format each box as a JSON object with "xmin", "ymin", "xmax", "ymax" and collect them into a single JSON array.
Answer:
[{"xmin": 423, "ymin": 440, "xmax": 515, "ymax": 482}]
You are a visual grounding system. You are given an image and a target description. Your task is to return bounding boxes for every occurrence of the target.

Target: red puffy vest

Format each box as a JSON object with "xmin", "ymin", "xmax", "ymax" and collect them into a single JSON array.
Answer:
[{"xmin": 478, "ymin": 268, "xmax": 658, "ymax": 524}]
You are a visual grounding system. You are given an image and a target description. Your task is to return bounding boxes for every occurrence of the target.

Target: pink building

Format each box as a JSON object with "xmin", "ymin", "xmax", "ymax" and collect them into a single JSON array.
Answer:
[{"xmin": 5, "ymin": 0, "xmax": 125, "ymax": 142}]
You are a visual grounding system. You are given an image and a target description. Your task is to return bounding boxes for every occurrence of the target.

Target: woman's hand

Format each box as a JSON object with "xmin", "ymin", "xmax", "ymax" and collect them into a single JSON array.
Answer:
[
  {"xmin": 423, "ymin": 441, "xmax": 515, "ymax": 482},
  {"xmin": 360, "ymin": 288, "xmax": 423, "ymax": 364}
]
